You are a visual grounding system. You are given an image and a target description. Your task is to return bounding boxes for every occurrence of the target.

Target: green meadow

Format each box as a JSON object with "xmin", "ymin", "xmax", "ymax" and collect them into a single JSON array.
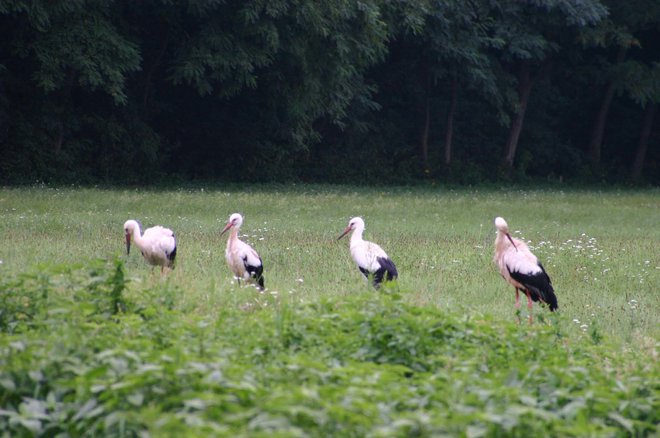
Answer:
[{"xmin": 0, "ymin": 185, "xmax": 658, "ymax": 436}]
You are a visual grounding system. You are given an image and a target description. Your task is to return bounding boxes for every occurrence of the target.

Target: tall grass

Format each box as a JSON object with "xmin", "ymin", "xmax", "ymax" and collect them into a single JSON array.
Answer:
[{"xmin": 1, "ymin": 185, "xmax": 657, "ymax": 342}]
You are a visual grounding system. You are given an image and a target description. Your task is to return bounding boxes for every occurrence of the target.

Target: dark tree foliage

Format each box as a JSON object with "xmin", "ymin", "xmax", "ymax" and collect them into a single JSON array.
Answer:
[{"xmin": 0, "ymin": 0, "xmax": 657, "ymax": 184}]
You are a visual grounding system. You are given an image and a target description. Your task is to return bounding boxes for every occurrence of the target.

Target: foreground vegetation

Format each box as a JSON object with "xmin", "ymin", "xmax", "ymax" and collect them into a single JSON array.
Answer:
[
  {"xmin": 0, "ymin": 260, "xmax": 657, "ymax": 436},
  {"xmin": 0, "ymin": 185, "xmax": 658, "ymax": 435}
]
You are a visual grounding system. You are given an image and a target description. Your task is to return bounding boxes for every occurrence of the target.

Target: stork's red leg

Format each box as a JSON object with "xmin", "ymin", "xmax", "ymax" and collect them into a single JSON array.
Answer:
[{"xmin": 525, "ymin": 290, "xmax": 534, "ymax": 324}]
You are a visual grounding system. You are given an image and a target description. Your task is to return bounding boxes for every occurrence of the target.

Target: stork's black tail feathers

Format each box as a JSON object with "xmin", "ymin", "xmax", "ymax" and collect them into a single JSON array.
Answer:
[
  {"xmin": 373, "ymin": 257, "xmax": 398, "ymax": 288},
  {"xmin": 537, "ymin": 262, "xmax": 558, "ymax": 311},
  {"xmin": 243, "ymin": 256, "xmax": 265, "ymax": 290},
  {"xmin": 253, "ymin": 264, "xmax": 265, "ymax": 290},
  {"xmin": 530, "ymin": 283, "xmax": 558, "ymax": 311},
  {"xmin": 509, "ymin": 263, "xmax": 558, "ymax": 312},
  {"xmin": 167, "ymin": 246, "xmax": 177, "ymax": 268}
]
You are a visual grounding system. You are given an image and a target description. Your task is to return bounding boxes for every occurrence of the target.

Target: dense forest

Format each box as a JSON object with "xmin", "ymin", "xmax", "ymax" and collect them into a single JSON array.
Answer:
[{"xmin": 0, "ymin": 0, "xmax": 658, "ymax": 185}]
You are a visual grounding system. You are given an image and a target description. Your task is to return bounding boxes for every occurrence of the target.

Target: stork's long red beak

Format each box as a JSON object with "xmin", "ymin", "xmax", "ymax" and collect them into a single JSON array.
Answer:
[
  {"xmin": 125, "ymin": 233, "xmax": 131, "ymax": 255},
  {"xmin": 506, "ymin": 233, "xmax": 518, "ymax": 250},
  {"xmin": 337, "ymin": 226, "xmax": 351, "ymax": 241},
  {"xmin": 220, "ymin": 222, "xmax": 233, "ymax": 236}
]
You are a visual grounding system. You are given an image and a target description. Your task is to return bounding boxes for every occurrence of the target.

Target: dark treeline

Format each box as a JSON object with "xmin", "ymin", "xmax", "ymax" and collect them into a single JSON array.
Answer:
[{"xmin": 0, "ymin": 0, "xmax": 658, "ymax": 185}]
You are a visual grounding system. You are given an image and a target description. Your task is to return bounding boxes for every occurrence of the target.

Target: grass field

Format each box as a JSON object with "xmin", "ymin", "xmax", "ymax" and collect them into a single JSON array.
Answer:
[{"xmin": 0, "ymin": 184, "xmax": 658, "ymax": 436}]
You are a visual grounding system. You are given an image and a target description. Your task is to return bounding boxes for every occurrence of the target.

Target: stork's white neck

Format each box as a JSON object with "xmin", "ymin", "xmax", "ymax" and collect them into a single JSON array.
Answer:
[
  {"xmin": 226, "ymin": 226, "xmax": 241, "ymax": 250},
  {"xmin": 127, "ymin": 221, "xmax": 145, "ymax": 249},
  {"xmin": 350, "ymin": 224, "xmax": 365, "ymax": 246},
  {"xmin": 495, "ymin": 230, "xmax": 514, "ymax": 253}
]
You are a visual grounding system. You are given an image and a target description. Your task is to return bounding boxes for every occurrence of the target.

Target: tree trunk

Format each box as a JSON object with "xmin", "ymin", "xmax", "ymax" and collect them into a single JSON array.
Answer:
[
  {"xmin": 588, "ymin": 46, "xmax": 627, "ymax": 167},
  {"xmin": 420, "ymin": 70, "xmax": 431, "ymax": 173},
  {"xmin": 443, "ymin": 77, "xmax": 458, "ymax": 165},
  {"xmin": 630, "ymin": 102, "xmax": 656, "ymax": 182},
  {"xmin": 53, "ymin": 122, "xmax": 64, "ymax": 156},
  {"xmin": 54, "ymin": 70, "xmax": 75, "ymax": 156},
  {"xmin": 503, "ymin": 60, "xmax": 533, "ymax": 169},
  {"xmin": 142, "ymin": 32, "xmax": 170, "ymax": 115},
  {"xmin": 0, "ymin": 77, "xmax": 8, "ymax": 146}
]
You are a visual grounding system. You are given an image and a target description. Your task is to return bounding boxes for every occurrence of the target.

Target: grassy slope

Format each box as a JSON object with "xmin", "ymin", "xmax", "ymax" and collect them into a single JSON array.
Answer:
[{"xmin": 0, "ymin": 185, "xmax": 658, "ymax": 436}]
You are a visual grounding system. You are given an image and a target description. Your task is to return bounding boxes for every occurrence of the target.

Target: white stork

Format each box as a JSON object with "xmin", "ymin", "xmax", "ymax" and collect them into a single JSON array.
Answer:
[
  {"xmin": 338, "ymin": 217, "xmax": 398, "ymax": 288},
  {"xmin": 494, "ymin": 217, "xmax": 558, "ymax": 321},
  {"xmin": 220, "ymin": 213, "xmax": 264, "ymax": 290},
  {"xmin": 123, "ymin": 219, "xmax": 177, "ymax": 272}
]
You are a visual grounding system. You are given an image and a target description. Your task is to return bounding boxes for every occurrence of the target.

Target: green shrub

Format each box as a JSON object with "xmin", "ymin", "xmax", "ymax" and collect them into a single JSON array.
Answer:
[{"xmin": 0, "ymin": 261, "xmax": 656, "ymax": 436}]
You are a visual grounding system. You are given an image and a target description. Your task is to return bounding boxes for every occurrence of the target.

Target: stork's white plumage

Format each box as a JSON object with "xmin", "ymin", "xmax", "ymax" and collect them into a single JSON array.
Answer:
[
  {"xmin": 221, "ymin": 213, "xmax": 264, "ymax": 290},
  {"xmin": 124, "ymin": 219, "xmax": 177, "ymax": 272},
  {"xmin": 338, "ymin": 217, "xmax": 398, "ymax": 288},
  {"xmin": 494, "ymin": 217, "xmax": 558, "ymax": 320}
]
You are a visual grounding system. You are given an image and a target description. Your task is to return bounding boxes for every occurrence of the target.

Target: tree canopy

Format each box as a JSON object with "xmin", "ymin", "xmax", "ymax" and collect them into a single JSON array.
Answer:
[{"xmin": 0, "ymin": 0, "xmax": 657, "ymax": 184}]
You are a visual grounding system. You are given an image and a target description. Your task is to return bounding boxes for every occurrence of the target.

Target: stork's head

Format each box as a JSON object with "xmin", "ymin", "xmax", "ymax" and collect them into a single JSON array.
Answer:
[
  {"xmin": 221, "ymin": 213, "xmax": 243, "ymax": 235},
  {"xmin": 494, "ymin": 217, "xmax": 508, "ymax": 233},
  {"xmin": 337, "ymin": 217, "xmax": 365, "ymax": 240},
  {"xmin": 123, "ymin": 219, "xmax": 139, "ymax": 255},
  {"xmin": 494, "ymin": 216, "xmax": 517, "ymax": 249}
]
